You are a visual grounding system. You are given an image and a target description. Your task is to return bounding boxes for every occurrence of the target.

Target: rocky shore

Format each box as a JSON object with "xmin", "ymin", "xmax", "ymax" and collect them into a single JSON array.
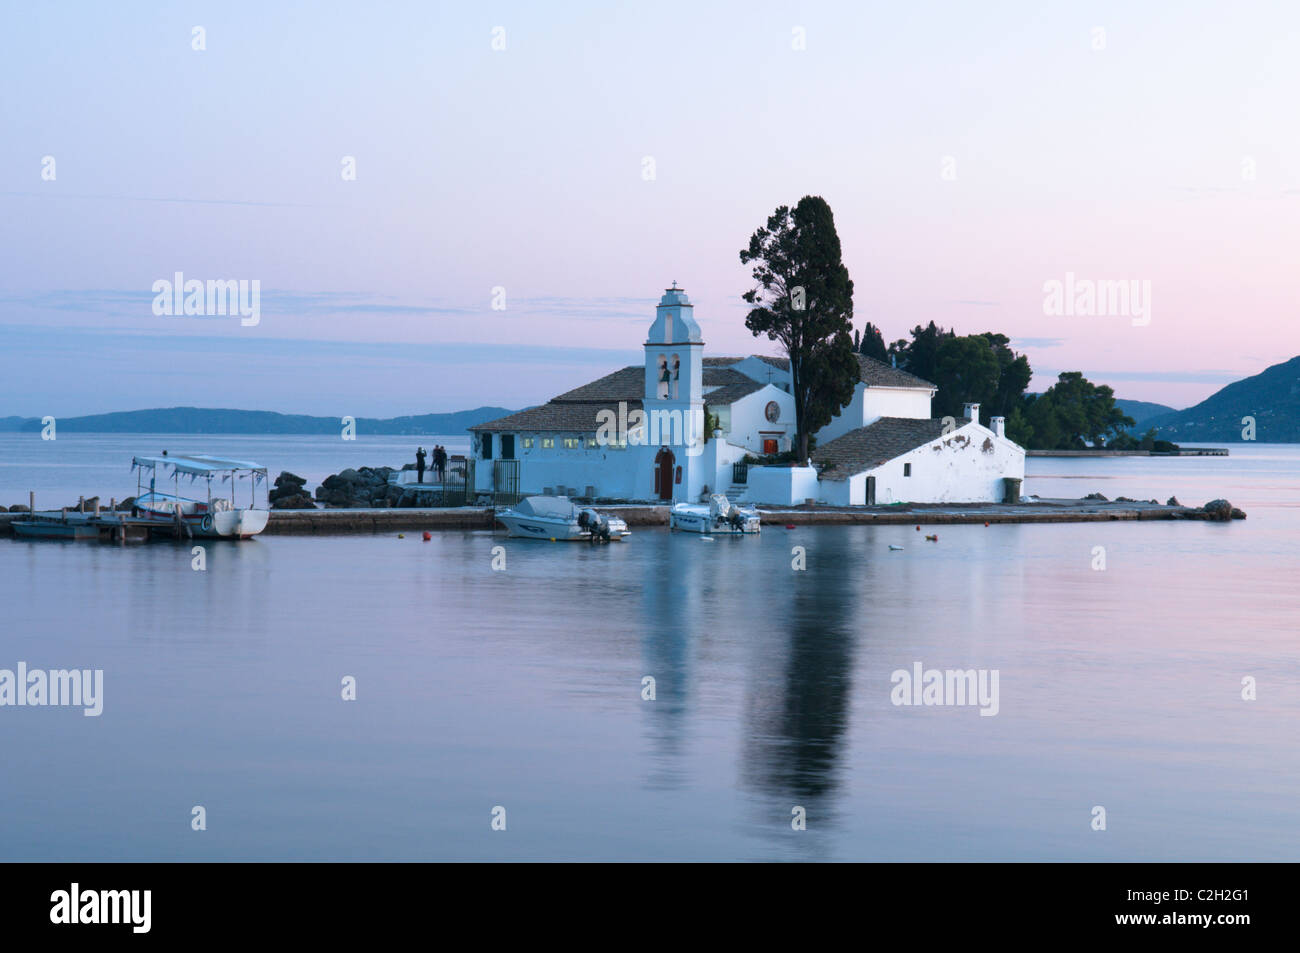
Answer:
[{"xmin": 267, "ymin": 466, "xmax": 461, "ymax": 510}]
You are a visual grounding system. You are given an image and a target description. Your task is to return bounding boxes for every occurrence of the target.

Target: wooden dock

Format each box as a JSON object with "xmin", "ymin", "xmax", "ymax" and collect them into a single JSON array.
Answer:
[{"xmin": 7, "ymin": 510, "xmax": 176, "ymax": 543}]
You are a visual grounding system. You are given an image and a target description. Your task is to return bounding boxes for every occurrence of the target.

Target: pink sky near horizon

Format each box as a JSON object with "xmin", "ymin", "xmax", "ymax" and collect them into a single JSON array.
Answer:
[{"xmin": 2, "ymin": 1, "xmax": 1297, "ymax": 416}]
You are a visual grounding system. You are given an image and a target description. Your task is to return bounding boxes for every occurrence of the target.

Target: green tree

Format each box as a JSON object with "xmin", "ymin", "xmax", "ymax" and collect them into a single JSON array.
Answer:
[
  {"xmin": 740, "ymin": 196, "xmax": 859, "ymax": 460},
  {"xmin": 1005, "ymin": 405, "xmax": 1034, "ymax": 447},
  {"xmin": 981, "ymin": 332, "xmax": 1033, "ymax": 419},
  {"xmin": 890, "ymin": 321, "xmax": 953, "ymax": 384},
  {"xmin": 1019, "ymin": 372, "xmax": 1135, "ymax": 449},
  {"xmin": 931, "ymin": 335, "xmax": 1000, "ymax": 420},
  {"xmin": 857, "ymin": 321, "xmax": 889, "ymax": 362}
]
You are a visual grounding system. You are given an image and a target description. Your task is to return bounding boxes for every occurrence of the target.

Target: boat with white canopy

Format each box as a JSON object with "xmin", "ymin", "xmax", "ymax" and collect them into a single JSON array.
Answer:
[{"xmin": 130, "ymin": 453, "xmax": 270, "ymax": 539}]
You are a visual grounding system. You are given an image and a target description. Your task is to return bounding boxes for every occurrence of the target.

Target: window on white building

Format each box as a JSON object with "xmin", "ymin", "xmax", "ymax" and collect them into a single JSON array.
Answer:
[
  {"xmin": 563, "ymin": 437, "xmax": 580, "ymax": 449},
  {"xmin": 903, "ymin": 463, "xmax": 912, "ymax": 477},
  {"xmin": 585, "ymin": 437, "xmax": 598, "ymax": 448},
  {"xmin": 521, "ymin": 437, "xmax": 534, "ymax": 449},
  {"xmin": 541, "ymin": 437, "xmax": 555, "ymax": 449}
]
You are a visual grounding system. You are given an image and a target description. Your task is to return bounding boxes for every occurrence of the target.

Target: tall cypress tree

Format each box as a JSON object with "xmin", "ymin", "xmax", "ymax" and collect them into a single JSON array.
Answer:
[
  {"xmin": 740, "ymin": 196, "xmax": 859, "ymax": 460},
  {"xmin": 857, "ymin": 322, "xmax": 889, "ymax": 362}
]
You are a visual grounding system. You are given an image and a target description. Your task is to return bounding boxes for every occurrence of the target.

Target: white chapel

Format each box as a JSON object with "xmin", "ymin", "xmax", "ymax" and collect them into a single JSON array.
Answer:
[{"xmin": 469, "ymin": 284, "xmax": 1024, "ymax": 505}]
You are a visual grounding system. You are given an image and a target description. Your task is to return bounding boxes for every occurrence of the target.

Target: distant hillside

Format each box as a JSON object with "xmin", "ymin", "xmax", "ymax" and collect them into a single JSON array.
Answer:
[
  {"xmin": 0, "ymin": 406, "xmax": 515, "ymax": 435},
  {"xmin": 1145, "ymin": 356, "xmax": 1300, "ymax": 442},
  {"xmin": 1115, "ymin": 399, "xmax": 1178, "ymax": 428}
]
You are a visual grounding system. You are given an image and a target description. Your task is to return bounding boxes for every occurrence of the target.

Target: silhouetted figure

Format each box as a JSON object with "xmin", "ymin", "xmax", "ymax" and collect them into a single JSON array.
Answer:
[
  {"xmin": 434, "ymin": 445, "xmax": 447, "ymax": 483},
  {"xmin": 416, "ymin": 447, "xmax": 427, "ymax": 484}
]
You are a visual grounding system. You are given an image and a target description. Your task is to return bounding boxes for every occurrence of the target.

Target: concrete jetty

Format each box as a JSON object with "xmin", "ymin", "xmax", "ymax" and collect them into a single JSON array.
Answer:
[{"xmin": 0, "ymin": 498, "xmax": 1244, "ymax": 538}]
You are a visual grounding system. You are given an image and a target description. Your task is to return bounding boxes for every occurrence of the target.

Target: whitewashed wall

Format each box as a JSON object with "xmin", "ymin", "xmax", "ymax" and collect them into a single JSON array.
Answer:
[
  {"xmin": 724, "ymin": 385, "xmax": 795, "ymax": 452},
  {"xmin": 839, "ymin": 423, "xmax": 1025, "ymax": 505},
  {"xmin": 745, "ymin": 465, "xmax": 820, "ymax": 504},
  {"xmin": 815, "ymin": 385, "xmax": 933, "ymax": 444}
]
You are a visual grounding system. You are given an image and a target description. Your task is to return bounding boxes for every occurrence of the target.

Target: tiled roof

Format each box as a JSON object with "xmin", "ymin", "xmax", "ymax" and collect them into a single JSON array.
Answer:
[
  {"xmin": 701, "ymin": 366, "xmax": 750, "ymax": 387},
  {"xmin": 469, "ymin": 400, "xmax": 641, "ymax": 433},
  {"xmin": 702, "ymin": 380, "xmax": 765, "ymax": 406},
  {"xmin": 711, "ymin": 352, "xmax": 932, "ymax": 388},
  {"xmin": 707, "ymin": 354, "xmax": 790, "ymax": 371},
  {"xmin": 856, "ymin": 354, "xmax": 934, "ymax": 389},
  {"xmin": 812, "ymin": 416, "xmax": 968, "ymax": 479},
  {"xmin": 551, "ymin": 366, "xmax": 643, "ymax": 402}
]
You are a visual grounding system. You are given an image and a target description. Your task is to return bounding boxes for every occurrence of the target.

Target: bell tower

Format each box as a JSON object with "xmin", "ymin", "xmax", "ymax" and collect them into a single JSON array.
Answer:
[
  {"xmin": 644, "ymin": 282, "xmax": 703, "ymax": 404},
  {"xmin": 642, "ymin": 282, "xmax": 705, "ymax": 502}
]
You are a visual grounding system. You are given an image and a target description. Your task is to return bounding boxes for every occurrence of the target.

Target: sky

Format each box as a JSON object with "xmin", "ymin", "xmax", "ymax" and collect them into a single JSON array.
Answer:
[{"xmin": 2, "ymin": 0, "xmax": 1298, "ymax": 417}]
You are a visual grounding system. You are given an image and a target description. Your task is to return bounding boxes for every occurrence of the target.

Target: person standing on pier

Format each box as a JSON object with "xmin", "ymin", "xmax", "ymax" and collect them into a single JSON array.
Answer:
[
  {"xmin": 434, "ymin": 445, "xmax": 446, "ymax": 483},
  {"xmin": 416, "ymin": 447, "xmax": 427, "ymax": 484}
]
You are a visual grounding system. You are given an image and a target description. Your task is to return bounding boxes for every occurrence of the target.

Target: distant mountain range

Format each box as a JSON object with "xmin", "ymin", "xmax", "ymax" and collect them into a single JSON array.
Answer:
[
  {"xmin": 0, "ymin": 406, "xmax": 515, "ymax": 435},
  {"xmin": 1144, "ymin": 356, "xmax": 1300, "ymax": 442},
  {"xmin": 5, "ymin": 358, "xmax": 1298, "ymax": 442},
  {"xmin": 1114, "ymin": 399, "xmax": 1179, "ymax": 428}
]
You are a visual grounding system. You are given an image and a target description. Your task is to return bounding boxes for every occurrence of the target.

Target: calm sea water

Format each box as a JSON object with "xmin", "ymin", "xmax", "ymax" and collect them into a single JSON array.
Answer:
[{"xmin": 2, "ymin": 436, "xmax": 1297, "ymax": 861}]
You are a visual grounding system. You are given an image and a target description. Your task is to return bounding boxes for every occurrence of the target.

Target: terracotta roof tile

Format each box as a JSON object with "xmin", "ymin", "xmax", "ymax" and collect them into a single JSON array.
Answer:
[
  {"xmin": 812, "ymin": 416, "xmax": 968, "ymax": 478},
  {"xmin": 469, "ymin": 401, "xmax": 642, "ymax": 433},
  {"xmin": 856, "ymin": 354, "xmax": 935, "ymax": 389}
]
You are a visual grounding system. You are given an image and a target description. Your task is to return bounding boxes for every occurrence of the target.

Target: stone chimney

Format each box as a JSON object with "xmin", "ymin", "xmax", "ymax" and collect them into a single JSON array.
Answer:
[
  {"xmin": 963, "ymin": 402, "xmax": 980, "ymax": 424},
  {"xmin": 991, "ymin": 416, "xmax": 1006, "ymax": 438}
]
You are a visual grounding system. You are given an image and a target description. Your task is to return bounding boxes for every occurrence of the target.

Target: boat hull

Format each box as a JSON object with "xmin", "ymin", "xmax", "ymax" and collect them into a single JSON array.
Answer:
[
  {"xmin": 669, "ymin": 505, "xmax": 761, "ymax": 534},
  {"xmin": 133, "ymin": 491, "xmax": 267, "ymax": 539},
  {"xmin": 497, "ymin": 513, "xmax": 629, "ymax": 541},
  {"xmin": 11, "ymin": 520, "xmax": 101, "ymax": 540}
]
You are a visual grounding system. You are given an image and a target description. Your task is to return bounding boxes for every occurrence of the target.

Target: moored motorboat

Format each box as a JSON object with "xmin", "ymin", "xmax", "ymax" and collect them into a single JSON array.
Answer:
[
  {"xmin": 10, "ymin": 517, "xmax": 101, "ymax": 540},
  {"xmin": 669, "ymin": 493, "xmax": 761, "ymax": 534},
  {"xmin": 496, "ymin": 496, "xmax": 629, "ymax": 541}
]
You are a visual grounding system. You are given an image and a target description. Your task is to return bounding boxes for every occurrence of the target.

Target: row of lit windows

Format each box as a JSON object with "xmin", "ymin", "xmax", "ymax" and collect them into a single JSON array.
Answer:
[{"xmin": 518, "ymin": 436, "xmax": 620, "ymax": 450}]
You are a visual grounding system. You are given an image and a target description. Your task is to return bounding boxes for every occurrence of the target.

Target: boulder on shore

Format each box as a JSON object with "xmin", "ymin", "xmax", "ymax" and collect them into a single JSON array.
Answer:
[
  {"xmin": 7, "ymin": 504, "xmax": 29, "ymax": 512},
  {"xmin": 1202, "ymin": 499, "xmax": 1233, "ymax": 521},
  {"xmin": 271, "ymin": 493, "xmax": 316, "ymax": 510},
  {"xmin": 269, "ymin": 471, "xmax": 310, "ymax": 504},
  {"xmin": 316, "ymin": 464, "xmax": 400, "ymax": 507}
]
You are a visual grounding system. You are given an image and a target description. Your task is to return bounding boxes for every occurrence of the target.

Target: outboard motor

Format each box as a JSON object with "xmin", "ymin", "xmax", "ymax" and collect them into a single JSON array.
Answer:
[
  {"xmin": 727, "ymin": 508, "xmax": 747, "ymax": 530},
  {"xmin": 579, "ymin": 508, "xmax": 611, "ymax": 543}
]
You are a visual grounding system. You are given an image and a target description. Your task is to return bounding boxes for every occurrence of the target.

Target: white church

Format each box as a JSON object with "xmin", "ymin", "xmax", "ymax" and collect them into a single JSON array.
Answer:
[{"xmin": 469, "ymin": 284, "xmax": 1025, "ymax": 506}]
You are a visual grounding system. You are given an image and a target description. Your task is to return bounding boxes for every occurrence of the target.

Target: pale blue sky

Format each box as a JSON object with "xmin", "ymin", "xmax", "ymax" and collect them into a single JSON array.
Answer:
[{"xmin": 3, "ymin": 1, "xmax": 1298, "ymax": 415}]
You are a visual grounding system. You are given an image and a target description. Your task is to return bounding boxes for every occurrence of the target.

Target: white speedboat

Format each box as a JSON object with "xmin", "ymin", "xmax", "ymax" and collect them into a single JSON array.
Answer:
[
  {"xmin": 670, "ymin": 493, "xmax": 761, "ymax": 535},
  {"xmin": 130, "ymin": 454, "xmax": 270, "ymax": 539},
  {"xmin": 496, "ymin": 496, "xmax": 629, "ymax": 541}
]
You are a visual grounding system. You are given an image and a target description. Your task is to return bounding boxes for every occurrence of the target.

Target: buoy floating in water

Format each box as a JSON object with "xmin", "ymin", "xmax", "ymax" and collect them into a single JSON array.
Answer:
[
  {"xmin": 925, "ymin": 534, "xmax": 938, "ymax": 542},
  {"xmin": 397, "ymin": 533, "xmax": 405, "ymax": 539},
  {"xmin": 785, "ymin": 524, "xmax": 796, "ymax": 530},
  {"xmin": 888, "ymin": 544, "xmax": 903, "ymax": 551},
  {"xmin": 700, "ymin": 536, "xmax": 714, "ymax": 541},
  {"xmin": 915, "ymin": 525, "xmax": 921, "ymax": 531},
  {"xmin": 984, "ymin": 522, "xmax": 989, "ymax": 527},
  {"xmin": 422, "ymin": 531, "xmax": 432, "ymax": 541}
]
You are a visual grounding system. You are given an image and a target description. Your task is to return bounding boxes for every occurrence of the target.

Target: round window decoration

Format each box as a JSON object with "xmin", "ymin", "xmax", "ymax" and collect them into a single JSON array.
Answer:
[{"xmin": 764, "ymin": 401, "xmax": 780, "ymax": 423}]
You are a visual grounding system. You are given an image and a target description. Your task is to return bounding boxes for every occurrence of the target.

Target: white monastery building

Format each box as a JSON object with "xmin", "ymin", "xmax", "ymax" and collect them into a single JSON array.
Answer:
[{"xmin": 469, "ymin": 284, "xmax": 1025, "ymax": 506}]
